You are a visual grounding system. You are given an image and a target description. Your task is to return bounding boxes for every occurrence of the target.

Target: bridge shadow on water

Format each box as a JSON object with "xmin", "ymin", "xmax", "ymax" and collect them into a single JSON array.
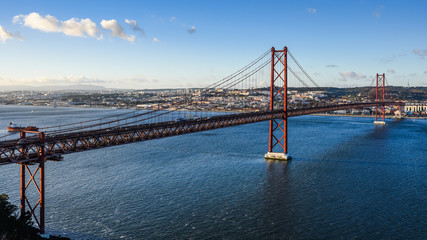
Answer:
[
  {"xmin": 258, "ymin": 116, "xmax": 425, "ymax": 239},
  {"xmin": 313, "ymin": 118, "xmax": 425, "ymax": 168}
]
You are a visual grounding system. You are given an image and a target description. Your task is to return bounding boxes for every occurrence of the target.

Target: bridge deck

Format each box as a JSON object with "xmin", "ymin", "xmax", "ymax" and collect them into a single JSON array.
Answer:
[{"xmin": 0, "ymin": 102, "xmax": 403, "ymax": 164}]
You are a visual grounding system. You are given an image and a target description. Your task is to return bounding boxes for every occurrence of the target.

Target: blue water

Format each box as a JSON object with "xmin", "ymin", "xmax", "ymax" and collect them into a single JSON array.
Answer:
[{"xmin": 0, "ymin": 105, "xmax": 426, "ymax": 239}]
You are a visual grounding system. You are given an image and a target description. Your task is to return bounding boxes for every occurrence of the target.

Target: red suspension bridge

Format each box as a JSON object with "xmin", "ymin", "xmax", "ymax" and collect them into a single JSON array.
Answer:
[{"xmin": 0, "ymin": 46, "xmax": 403, "ymax": 233}]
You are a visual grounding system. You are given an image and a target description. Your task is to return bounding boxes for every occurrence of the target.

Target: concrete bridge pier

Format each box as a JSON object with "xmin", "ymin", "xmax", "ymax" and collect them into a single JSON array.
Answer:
[
  {"xmin": 374, "ymin": 121, "xmax": 386, "ymax": 125},
  {"xmin": 265, "ymin": 152, "xmax": 292, "ymax": 160}
]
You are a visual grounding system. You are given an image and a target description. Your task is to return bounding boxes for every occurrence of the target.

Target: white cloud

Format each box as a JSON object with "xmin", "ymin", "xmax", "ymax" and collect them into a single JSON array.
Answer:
[
  {"xmin": 308, "ymin": 8, "xmax": 317, "ymax": 14},
  {"xmin": 13, "ymin": 12, "xmax": 102, "ymax": 39},
  {"xmin": 62, "ymin": 18, "xmax": 102, "ymax": 38},
  {"xmin": 125, "ymin": 19, "xmax": 144, "ymax": 35},
  {"xmin": 13, "ymin": 12, "xmax": 60, "ymax": 32},
  {"xmin": 170, "ymin": 17, "xmax": 176, "ymax": 22},
  {"xmin": 32, "ymin": 75, "xmax": 106, "ymax": 85},
  {"xmin": 101, "ymin": 19, "xmax": 135, "ymax": 42},
  {"xmin": 339, "ymin": 71, "xmax": 367, "ymax": 82},
  {"xmin": 413, "ymin": 48, "xmax": 427, "ymax": 57},
  {"xmin": 0, "ymin": 25, "xmax": 22, "ymax": 43},
  {"xmin": 0, "ymin": 74, "xmax": 163, "ymax": 89},
  {"xmin": 0, "ymin": 75, "xmax": 105, "ymax": 86},
  {"xmin": 152, "ymin": 37, "xmax": 159, "ymax": 42},
  {"xmin": 188, "ymin": 25, "xmax": 196, "ymax": 34},
  {"xmin": 387, "ymin": 69, "xmax": 395, "ymax": 74}
]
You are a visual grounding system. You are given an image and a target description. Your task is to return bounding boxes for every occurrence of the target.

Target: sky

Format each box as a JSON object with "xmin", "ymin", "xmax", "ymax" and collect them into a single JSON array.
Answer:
[{"xmin": 0, "ymin": 0, "xmax": 426, "ymax": 89}]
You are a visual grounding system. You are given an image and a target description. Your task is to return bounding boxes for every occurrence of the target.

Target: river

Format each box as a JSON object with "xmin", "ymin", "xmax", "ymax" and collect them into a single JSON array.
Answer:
[{"xmin": 0, "ymin": 105, "xmax": 425, "ymax": 239}]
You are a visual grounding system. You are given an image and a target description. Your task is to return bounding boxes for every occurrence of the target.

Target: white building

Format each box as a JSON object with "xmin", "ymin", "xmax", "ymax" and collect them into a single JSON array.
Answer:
[{"xmin": 405, "ymin": 102, "xmax": 427, "ymax": 113}]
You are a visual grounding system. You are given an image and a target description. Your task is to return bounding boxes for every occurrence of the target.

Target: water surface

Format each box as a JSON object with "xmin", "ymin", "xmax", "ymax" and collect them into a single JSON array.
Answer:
[{"xmin": 0, "ymin": 105, "xmax": 425, "ymax": 239}]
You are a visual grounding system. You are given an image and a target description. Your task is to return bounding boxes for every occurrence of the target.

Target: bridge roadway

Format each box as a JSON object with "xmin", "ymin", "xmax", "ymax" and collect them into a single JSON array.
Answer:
[{"xmin": 0, "ymin": 101, "xmax": 402, "ymax": 164}]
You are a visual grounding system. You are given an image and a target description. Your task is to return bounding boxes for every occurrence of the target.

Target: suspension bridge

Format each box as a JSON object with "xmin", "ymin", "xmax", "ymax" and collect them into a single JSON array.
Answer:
[{"xmin": 0, "ymin": 46, "xmax": 404, "ymax": 233}]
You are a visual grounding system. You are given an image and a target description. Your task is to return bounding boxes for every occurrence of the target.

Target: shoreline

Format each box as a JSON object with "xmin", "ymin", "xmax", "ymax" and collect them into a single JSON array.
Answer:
[
  {"xmin": 1, "ymin": 104, "xmax": 426, "ymax": 120},
  {"xmin": 312, "ymin": 113, "xmax": 426, "ymax": 120}
]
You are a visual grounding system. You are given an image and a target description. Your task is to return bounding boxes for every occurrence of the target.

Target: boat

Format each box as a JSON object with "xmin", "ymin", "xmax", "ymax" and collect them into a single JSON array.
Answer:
[{"xmin": 7, "ymin": 122, "xmax": 39, "ymax": 132}]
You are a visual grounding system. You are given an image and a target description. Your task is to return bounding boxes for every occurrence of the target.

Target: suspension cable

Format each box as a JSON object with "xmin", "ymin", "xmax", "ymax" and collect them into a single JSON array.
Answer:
[
  {"xmin": 206, "ymin": 49, "xmax": 270, "ymax": 89},
  {"xmin": 288, "ymin": 66, "xmax": 310, "ymax": 87},
  {"xmin": 288, "ymin": 50, "xmax": 320, "ymax": 88}
]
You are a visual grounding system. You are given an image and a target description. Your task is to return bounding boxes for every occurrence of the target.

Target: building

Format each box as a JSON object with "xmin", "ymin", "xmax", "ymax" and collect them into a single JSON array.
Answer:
[{"xmin": 405, "ymin": 102, "xmax": 427, "ymax": 114}]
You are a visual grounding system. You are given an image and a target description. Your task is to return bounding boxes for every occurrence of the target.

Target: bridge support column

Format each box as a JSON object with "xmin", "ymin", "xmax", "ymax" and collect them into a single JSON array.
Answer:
[
  {"xmin": 20, "ymin": 132, "xmax": 26, "ymax": 219},
  {"xmin": 374, "ymin": 73, "xmax": 386, "ymax": 125},
  {"xmin": 19, "ymin": 132, "xmax": 46, "ymax": 234},
  {"xmin": 265, "ymin": 46, "xmax": 291, "ymax": 161}
]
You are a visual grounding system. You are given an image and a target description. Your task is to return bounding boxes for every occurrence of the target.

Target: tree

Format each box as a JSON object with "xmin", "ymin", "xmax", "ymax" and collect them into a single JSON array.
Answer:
[
  {"xmin": 0, "ymin": 193, "xmax": 42, "ymax": 240},
  {"xmin": 0, "ymin": 194, "xmax": 70, "ymax": 240}
]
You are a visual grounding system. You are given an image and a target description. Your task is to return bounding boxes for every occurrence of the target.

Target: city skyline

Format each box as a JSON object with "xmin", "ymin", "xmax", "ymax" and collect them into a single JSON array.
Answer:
[{"xmin": 0, "ymin": 0, "xmax": 426, "ymax": 90}]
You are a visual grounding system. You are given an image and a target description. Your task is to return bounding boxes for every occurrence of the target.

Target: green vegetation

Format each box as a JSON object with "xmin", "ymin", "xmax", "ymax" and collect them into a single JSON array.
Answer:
[{"xmin": 0, "ymin": 194, "xmax": 69, "ymax": 240}]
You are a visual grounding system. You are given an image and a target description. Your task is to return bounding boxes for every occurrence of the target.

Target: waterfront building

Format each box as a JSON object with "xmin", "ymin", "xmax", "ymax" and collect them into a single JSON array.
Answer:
[{"xmin": 405, "ymin": 102, "xmax": 427, "ymax": 114}]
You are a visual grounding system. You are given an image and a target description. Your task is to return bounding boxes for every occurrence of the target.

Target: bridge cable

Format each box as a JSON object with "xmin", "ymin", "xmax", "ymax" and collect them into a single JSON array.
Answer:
[
  {"xmin": 206, "ymin": 49, "xmax": 270, "ymax": 89},
  {"xmin": 288, "ymin": 66, "xmax": 310, "ymax": 87},
  {"xmin": 288, "ymin": 50, "xmax": 321, "ymax": 88},
  {"xmin": 0, "ymin": 48, "xmax": 286, "ymax": 139},
  {"xmin": 222, "ymin": 59, "xmax": 270, "ymax": 89}
]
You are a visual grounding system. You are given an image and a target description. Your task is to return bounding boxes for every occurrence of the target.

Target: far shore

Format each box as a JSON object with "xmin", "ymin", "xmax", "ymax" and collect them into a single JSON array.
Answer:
[
  {"xmin": 1, "ymin": 104, "xmax": 426, "ymax": 120},
  {"xmin": 312, "ymin": 113, "xmax": 426, "ymax": 120}
]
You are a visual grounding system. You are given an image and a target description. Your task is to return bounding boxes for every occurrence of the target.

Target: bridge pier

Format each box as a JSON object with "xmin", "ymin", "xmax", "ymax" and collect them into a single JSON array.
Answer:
[
  {"xmin": 265, "ymin": 152, "xmax": 291, "ymax": 160},
  {"xmin": 265, "ymin": 46, "xmax": 291, "ymax": 161},
  {"xmin": 374, "ymin": 121, "xmax": 386, "ymax": 126}
]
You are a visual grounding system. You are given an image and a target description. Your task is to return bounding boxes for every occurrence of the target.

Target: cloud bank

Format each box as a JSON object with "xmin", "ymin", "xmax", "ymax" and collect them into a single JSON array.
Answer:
[
  {"xmin": 0, "ymin": 75, "xmax": 105, "ymax": 86},
  {"xmin": 1, "ymin": 74, "xmax": 160, "ymax": 89}
]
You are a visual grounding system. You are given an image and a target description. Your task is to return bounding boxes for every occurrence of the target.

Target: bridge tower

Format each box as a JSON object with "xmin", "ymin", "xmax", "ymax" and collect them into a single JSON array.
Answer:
[
  {"xmin": 19, "ymin": 131, "xmax": 46, "ymax": 234},
  {"xmin": 374, "ymin": 73, "xmax": 386, "ymax": 125},
  {"xmin": 265, "ymin": 47, "xmax": 291, "ymax": 160}
]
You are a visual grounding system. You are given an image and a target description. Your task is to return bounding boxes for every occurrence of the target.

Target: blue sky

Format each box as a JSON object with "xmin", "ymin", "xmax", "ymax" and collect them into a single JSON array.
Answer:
[{"xmin": 0, "ymin": 0, "xmax": 426, "ymax": 89}]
